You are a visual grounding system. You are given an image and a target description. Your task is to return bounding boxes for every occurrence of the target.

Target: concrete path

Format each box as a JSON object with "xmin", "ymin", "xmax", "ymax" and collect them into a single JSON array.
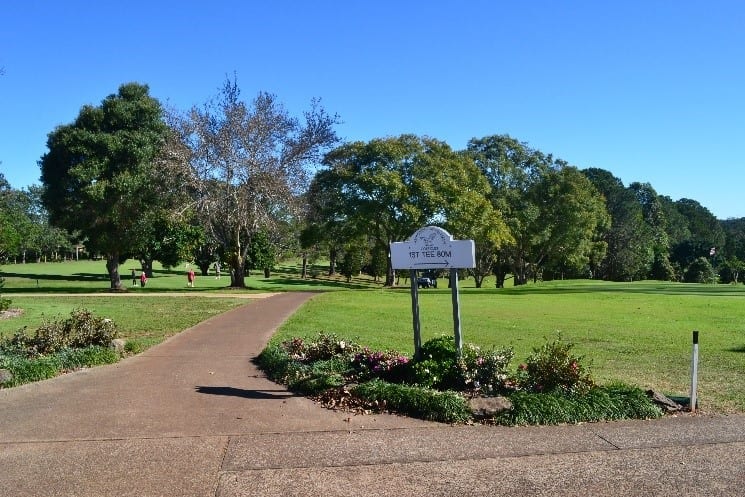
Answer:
[{"xmin": 1, "ymin": 292, "xmax": 744, "ymax": 496}]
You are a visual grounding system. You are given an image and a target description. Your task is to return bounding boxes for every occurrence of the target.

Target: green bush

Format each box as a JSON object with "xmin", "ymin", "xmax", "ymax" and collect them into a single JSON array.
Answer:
[
  {"xmin": 280, "ymin": 332, "xmax": 360, "ymax": 362},
  {"xmin": 65, "ymin": 309, "xmax": 118, "ymax": 349},
  {"xmin": 352, "ymin": 379, "xmax": 471, "ymax": 423},
  {"xmin": 124, "ymin": 340, "xmax": 145, "ymax": 355},
  {"xmin": 0, "ymin": 328, "xmax": 33, "ymax": 356},
  {"xmin": 459, "ymin": 343, "xmax": 514, "ymax": 394},
  {"xmin": 412, "ymin": 336, "xmax": 460, "ymax": 389},
  {"xmin": 256, "ymin": 343, "xmax": 293, "ymax": 380},
  {"xmin": 521, "ymin": 334, "xmax": 593, "ymax": 394}
]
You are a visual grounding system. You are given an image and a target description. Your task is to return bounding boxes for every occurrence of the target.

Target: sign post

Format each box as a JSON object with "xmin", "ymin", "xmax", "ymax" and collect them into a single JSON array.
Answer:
[{"xmin": 391, "ymin": 226, "xmax": 475, "ymax": 359}]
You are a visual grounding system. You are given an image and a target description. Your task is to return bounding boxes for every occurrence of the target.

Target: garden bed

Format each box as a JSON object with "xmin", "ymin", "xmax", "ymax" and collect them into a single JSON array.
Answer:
[{"xmin": 256, "ymin": 332, "xmax": 664, "ymax": 426}]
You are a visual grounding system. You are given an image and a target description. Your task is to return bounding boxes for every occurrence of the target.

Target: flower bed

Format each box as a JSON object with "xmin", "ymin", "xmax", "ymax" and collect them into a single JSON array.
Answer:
[{"xmin": 256, "ymin": 332, "xmax": 663, "ymax": 425}]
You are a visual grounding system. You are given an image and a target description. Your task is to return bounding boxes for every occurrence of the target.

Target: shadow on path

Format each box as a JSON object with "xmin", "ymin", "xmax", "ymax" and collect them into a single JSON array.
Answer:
[{"xmin": 195, "ymin": 385, "xmax": 297, "ymax": 399}]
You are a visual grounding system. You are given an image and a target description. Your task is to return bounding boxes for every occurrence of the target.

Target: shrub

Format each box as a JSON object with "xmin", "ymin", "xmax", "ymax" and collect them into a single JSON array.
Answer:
[
  {"xmin": 65, "ymin": 309, "xmax": 117, "ymax": 349},
  {"xmin": 32, "ymin": 320, "xmax": 68, "ymax": 355},
  {"xmin": 0, "ymin": 308, "xmax": 118, "ymax": 357},
  {"xmin": 412, "ymin": 336, "xmax": 515, "ymax": 393},
  {"xmin": 281, "ymin": 332, "xmax": 360, "ymax": 362},
  {"xmin": 458, "ymin": 343, "xmax": 514, "ymax": 394},
  {"xmin": 351, "ymin": 347, "xmax": 410, "ymax": 382},
  {"xmin": 412, "ymin": 336, "xmax": 459, "ymax": 389},
  {"xmin": 521, "ymin": 334, "xmax": 593, "ymax": 394},
  {"xmin": 257, "ymin": 343, "xmax": 293, "ymax": 380},
  {"xmin": 0, "ymin": 328, "xmax": 33, "ymax": 356},
  {"xmin": 124, "ymin": 340, "xmax": 145, "ymax": 355}
]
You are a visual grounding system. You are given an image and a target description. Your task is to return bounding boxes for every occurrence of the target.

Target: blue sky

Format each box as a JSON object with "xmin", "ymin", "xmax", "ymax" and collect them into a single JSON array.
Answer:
[{"xmin": 1, "ymin": 1, "xmax": 743, "ymax": 219}]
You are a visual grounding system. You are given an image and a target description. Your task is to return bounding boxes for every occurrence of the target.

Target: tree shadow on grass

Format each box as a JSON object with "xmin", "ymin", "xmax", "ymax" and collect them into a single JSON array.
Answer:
[
  {"xmin": 728, "ymin": 345, "xmax": 745, "ymax": 353},
  {"xmin": 250, "ymin": 277, "xmax": 372, "ymax": 290},
  {"xmin": 195, "ymin": 386, "xmax": 296, "ymax": 399},
  {"xmin": 1, "ymin": 272, "xmax": 109, "ymax": 282}
]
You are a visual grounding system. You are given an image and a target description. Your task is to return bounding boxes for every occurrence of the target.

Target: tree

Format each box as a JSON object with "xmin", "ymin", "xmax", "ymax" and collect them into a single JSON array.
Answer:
[
  {"xmin": 468, "ymin": 135, "xmax": 606, "ymax": 285},
  {"xmin": 684, "ymin": 257, "xmax": 717, "ymax": 283},
  {"xmin": 629, "ymin": 182, "xmax": 676, "ymax": 281},
  {"xmin": 0, "ymin": 173, "xmax": 21, "ymax": 261},
  {"xmin": 669, "ymin": 199, "xmax": 725, "ymax": 272},
  {"xmin": 40, "ymin": 83, "xmax": 174, "ymax": 289},
  {"xmin": 247, "ymin": 229, "xmax": 277, "ymax": 278},
  {"xmin": 720, "ymin": 256, "xmax": 745, "ymax": 284},
  {"xmin": 172, "ymin": 77, "xmax": 339, "ymax": 287},
  {"xmin": 582, "ymin": 168, "xmax": 655, "ymax": 281},
  {"xmin": 319, "ymin": 135, "xmax": 505, "ymax": 286}
]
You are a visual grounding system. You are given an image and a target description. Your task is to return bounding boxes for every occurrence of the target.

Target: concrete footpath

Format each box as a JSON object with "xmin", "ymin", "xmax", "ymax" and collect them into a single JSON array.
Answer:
[{"xmin": 1, "ymin": 292, "xmax": 743, "ymax": 496}]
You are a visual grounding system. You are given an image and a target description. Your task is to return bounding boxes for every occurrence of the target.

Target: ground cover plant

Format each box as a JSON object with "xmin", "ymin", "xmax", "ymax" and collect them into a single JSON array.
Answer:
[{"xmin": 257, "ymin": 332, "xmax": 663, "ymax": 425}]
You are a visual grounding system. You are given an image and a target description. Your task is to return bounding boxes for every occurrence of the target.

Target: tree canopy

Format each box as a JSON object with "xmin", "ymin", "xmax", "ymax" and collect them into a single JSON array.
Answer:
[
  {"xmin": 170, "ymin": 77, "xmax": 340, "ymax": 287},
  {"xmin": 40, "ymin": 83, "xmax": 174, "ymax": 289}
]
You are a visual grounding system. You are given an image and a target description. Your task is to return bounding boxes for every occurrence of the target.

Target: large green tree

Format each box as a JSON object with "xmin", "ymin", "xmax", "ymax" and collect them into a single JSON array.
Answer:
[
  {"xmin": 319, "ymin": 135, "xmax": 506, "ymax": 286},
  {"xmin": 582, "ymin": 168, "xmax": 655, "ymax": 281},
  {"xmin": 468, "ymin": 135, "xmax": 607, "ymax": 285},
  {"xmin": 40, "ymin": 83, "xmax": 174, "ymax": 289},
  {"xmin": 669, "ymin": 199, "xmax": 725, "ymax": 271},
  {"xmin": 171, "ymin": 77, "xmax": 339, "ymax": 287}
]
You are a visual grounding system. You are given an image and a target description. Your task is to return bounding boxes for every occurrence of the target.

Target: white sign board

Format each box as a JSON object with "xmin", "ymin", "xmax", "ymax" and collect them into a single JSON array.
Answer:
[{"xmin": 390, "ymin": 226, "xmax": 475, "ymax": 270}]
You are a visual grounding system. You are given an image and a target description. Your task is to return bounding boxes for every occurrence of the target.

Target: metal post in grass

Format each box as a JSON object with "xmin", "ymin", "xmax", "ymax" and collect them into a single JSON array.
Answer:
[
  {"xmin": 410, "ymin": 269, "xmax": 422, "ymax": 361},
  {"xmin": 690, "ymin": 330, "xmax": 699, "ymax": 412},
  {"xmin": 450, "ymin": 268, "xmax": 463, "ymax": 354}
]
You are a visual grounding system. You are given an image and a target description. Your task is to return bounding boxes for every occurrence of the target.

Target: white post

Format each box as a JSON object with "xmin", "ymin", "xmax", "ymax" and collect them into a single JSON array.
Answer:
[{"xmin": 690, "ymin": 330, "xmax": 699, "ymax": 412}]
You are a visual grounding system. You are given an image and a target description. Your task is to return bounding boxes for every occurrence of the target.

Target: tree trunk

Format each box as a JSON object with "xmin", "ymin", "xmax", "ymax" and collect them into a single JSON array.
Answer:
[
  {"xmin": 328, "ymin": 247, "xmax": 337, "ymax": 275},
  {"xmin": 385, "ymin": 256, "xmax": 395, "ymax": 286},
  {"xmin": 140, "ymin": 258, "xmax": 154, "ymax": 278},
  {"xmin": 263, "ymin": 267, "xmax": 271, "ymax": 278},
  {"xmin": 106, "ymin": 253, "xmax": 124, "ymax": 290},
  {"xmin": 301, "ymin": 253, "xmax": 308, "ymax": 279},
  {"xmin": 230, "ymin": 252, "xmax": 246, "ymax": 287}
]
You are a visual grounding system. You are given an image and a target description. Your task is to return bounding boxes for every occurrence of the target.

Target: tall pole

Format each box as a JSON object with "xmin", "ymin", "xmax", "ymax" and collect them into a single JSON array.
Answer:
[{"xmin": 690, "ymin": 330, "xmax": 699, "ymax": 412}]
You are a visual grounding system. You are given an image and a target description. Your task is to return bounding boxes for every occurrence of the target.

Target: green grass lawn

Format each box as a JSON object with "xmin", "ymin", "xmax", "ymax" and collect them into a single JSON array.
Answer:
[
  {"xmin": 0, "ymin": 296, "xmax": 248, "ymax": 350},
  {"xmin": 3, "ymin": 261, "xmax": 745, "ymax": 413}
]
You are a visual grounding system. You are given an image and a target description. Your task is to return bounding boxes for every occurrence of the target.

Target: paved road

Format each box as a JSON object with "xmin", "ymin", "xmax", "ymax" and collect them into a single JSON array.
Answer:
[{"xmin": 1, "ymin": 292, "xmax": 743, "ymax": 496}]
